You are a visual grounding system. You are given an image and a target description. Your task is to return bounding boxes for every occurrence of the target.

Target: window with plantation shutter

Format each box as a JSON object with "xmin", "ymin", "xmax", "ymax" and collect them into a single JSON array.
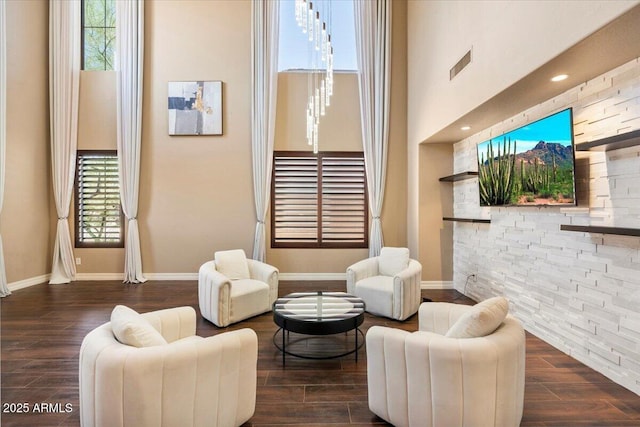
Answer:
[
  {"xmin": 75, "ymin": 151, "xmax": 124, "ymax": 248},
  {"xmin": 271, "ymin": 151, "xmax": 368, "ymax": 248}
]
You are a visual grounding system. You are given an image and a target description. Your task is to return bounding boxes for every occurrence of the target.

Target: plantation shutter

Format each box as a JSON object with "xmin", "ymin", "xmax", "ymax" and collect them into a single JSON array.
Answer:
[
  {"xmin": 272, "ymin": 154, "xmax": 319, "ymax": 245},
  {"xmin": 321, "ymin": 155, "xmax": 367, "ymax": 245},
  {"xmin": 272, "ymin": 152, "xmax": 368, "ymax": 248},
  {"xmin": 75, "ymin": 151, "xmax": 124, "ymax": 247}
]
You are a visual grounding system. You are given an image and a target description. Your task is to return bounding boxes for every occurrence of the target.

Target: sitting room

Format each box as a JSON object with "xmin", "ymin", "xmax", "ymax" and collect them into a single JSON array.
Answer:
[{"xmin": 2, "ymin": 1, "xmax": 640, "ymax": 426}]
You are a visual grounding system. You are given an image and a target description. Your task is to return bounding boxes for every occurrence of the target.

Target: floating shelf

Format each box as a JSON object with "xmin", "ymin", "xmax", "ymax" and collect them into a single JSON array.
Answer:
[
  {"xmin": 560, "ymin": 224, "xmax": 640, "ymax": 237},
  {"xmin": 575, "ymin": 129, "xmax": 640, "ymax": 152},
  {"xmin": 439, "ymin": 171, "xmax": 479, "ymax": 182},
  {"xmin": 443, "ymin": 217, "xmax": 491, "ymax": 224}
]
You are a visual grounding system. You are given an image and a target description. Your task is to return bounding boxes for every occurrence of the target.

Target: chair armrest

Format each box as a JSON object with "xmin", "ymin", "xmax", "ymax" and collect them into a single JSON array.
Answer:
[
  {"xmin": 142, "ymin": 306, "xmax": 196, "ymax": 342},
  {"xmin": 418, "ymin": 302, "xmax": 472, "ymax": 335},
  {"xmin": 366, "ymin": 326, "xmax": 412, "ymax": 426},
  {"xmin": 198, "ymin": 261, "xmax": 233, "ymax": 327},
  {"xmin": 391, "ymin": 259, "xmax": 422, "ymax": 321},
  {"xmin": 346, "ymin": 257, "xmax": 379, "ymax": 294},
  {"xmin": 247, "ymin": 259, "xmax": 279, "ymax": 304},
  {"xmin": 394, "ymin": 259, "xmax": 422, "ymax": 282}
]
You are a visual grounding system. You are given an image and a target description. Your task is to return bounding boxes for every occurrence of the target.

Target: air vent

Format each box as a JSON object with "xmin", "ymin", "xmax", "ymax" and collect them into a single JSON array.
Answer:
[{"xmin": 450, "ymin": 49, "xmax": 472, "ymax": 80}]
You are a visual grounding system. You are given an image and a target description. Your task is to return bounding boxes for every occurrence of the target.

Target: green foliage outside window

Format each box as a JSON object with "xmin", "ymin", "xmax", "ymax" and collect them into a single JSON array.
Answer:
[{"xmin": 83, "ymin": 0, "xmax": 115, "ymax": 71}]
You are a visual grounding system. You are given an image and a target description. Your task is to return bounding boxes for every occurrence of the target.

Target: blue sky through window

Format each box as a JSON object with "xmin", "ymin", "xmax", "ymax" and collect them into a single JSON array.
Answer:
[{"xmin": 278, "ymin": 0, "xmax": 357, "ymax": 72}]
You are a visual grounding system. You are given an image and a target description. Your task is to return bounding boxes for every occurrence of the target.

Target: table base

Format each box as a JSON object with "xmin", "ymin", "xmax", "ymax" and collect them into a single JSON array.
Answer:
[{"xmin": 273, "ymin": 328, "xmax": 364, "ymax": 366}]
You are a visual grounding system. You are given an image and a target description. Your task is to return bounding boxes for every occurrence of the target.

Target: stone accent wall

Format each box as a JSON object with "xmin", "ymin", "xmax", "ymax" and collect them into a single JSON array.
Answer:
[{"xmin": 453, "ymin": 58, "xmax": 640, "ymax": 394}]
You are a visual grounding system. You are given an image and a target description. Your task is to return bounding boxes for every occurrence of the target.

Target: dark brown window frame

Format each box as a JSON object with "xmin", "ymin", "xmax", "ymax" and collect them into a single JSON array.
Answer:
[
  {"xmin": 271, "ymin": 151, "xmax": 369, "ymax": 249},
  {"xmin": 74, "ymin": 150, "xmax": 124, "ymax": 248},
  {"xmin": 81, "ymin": 0, "xmax": 116, "ymax": 71}
]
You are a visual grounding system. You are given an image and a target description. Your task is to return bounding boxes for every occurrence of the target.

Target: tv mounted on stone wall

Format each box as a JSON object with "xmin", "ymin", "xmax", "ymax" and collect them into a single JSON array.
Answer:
[{"xmin": 476, "ymin": 108, "xmax": 577, "ymax": 207}]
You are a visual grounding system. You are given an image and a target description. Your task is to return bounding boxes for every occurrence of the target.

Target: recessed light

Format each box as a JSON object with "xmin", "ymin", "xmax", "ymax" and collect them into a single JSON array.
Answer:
[
  {"xmin": 461, "ymin": 126, "xmax": 471, "ymax": 131},
  {"xmin": 551, "ymin": 74, "xmax": 568, "ymax": 82}
]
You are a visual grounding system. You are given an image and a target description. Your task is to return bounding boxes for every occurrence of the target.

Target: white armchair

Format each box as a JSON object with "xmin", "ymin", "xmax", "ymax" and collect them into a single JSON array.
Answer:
[
  {"xmin": 366, "ymin": 300, "xmax": 526, "ymax": 427},
  {"xmin": 79, "ymin": 306, "xmax": 258, "ymax": 427},
  {"xmin": 199, "ymin": 249, "xmax": 278, "ymax": 327},
  {"xmin": 346, "ymin": 247, "xmax": 422, "ymax": 321}
]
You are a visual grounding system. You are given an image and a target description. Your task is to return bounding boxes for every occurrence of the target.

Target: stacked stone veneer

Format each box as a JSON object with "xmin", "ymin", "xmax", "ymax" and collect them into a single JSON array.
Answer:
[{"xmin": 453, "ymin": 58, "xmax": 640, "ymax": 394}]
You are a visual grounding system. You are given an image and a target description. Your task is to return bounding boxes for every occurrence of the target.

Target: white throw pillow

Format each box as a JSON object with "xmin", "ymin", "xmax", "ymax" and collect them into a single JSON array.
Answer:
[
  {"xmin": 378, "ymin": 247, "xmax": 410, "ymax": 277},
  {"xmin": 215, "ymin": 249, "xmax": 251, "ymax": 280},
  {"xmin": 110, "ymin": 305, "xmax": 167, "ymax": 347},
  {"xmin": 445, "ymin": 296, "xmax": 509, "ymax": 339}
]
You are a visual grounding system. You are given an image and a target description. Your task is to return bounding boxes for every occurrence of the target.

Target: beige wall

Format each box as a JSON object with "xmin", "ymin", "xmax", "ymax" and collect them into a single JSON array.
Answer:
[
  {"xmin": 4, "ymin": 0, "xmax": 409, "ymax": 281},
  {"xmin": 384, "ymin": 0, "xmax": 408, "ymax": 251},
  {"xmin": 74, "ymin": 71, "xmax": 123, "ymax": 274},
  {"xmin": 140, "ymin": 0, "xmax": 255, "ymax": 274},
  {"xmin": 419, "ymin": 144, "xmax": 452, "ymax": 281},
  {"xmin": 3, "ymin": 0, "xmax": 52, "ymax": 283}
]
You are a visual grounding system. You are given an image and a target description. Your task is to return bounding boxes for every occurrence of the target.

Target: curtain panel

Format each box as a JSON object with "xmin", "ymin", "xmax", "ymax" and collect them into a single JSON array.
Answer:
[
  {"xmin": 251, "ymin": 0, "xmax": 279, "ymax": 262},
  {"xmin": 0, "ymin": 0, "xmax": 9, "ymax": 296},
  {"xmin": 49, "ymin": 0, "xmax": 81, "ymax": 284},
  {"xmin": 354, "ymin": 0, "xmax": 392, "ymax": 257},
  {"xmin": 116, "ymin": 0, "xmax": 146, "ymax": 283}
]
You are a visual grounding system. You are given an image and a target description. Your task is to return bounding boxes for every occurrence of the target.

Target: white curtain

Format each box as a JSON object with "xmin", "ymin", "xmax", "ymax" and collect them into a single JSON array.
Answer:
[
  {"xmin": 251, "ymin": 0, "xmax": 279, "ymax": 262},
  {"xmin": 354, "ymin": 0, "xmax": 392, "ymax": 257},
  {"xmin": 0, "ymin": 0, "xmax": 10, "ymax": 296},
  {"xmin": 116, "ymin": 0, "xmax": 146, "ymax": 283},
  {"xmin": 49, "ymin": 0, "xmax": 81, "ymax": 284}
]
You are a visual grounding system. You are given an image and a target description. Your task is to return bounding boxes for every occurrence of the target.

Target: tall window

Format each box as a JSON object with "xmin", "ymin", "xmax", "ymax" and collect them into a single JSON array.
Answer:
[
  {"xmin": 271, "ymin": 152, "xmax": 368, "ymax": 248},
  {"xmin": 278, "ymin": 0, "xmax": 357, "ymax": 72},
  {"xmin": 75, "ymin": 151, "xmax": 123, "ymax": 248},
  {"xmin": 82, "ymin": 0, "xmax": 115, "ymax": 70}
]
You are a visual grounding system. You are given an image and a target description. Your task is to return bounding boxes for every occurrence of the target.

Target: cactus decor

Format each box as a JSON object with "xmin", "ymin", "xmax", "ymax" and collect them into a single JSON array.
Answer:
[
  {"xmin": 520, "ymin": 157, "xmax": 550, "ymax": 195},
  {"xmin": 478, "ymin": 137, "xmax": 517, "ymax": 205},
  {"xmin": 475, "ymin": 108, "xmax": 576, "ymax": 206}
]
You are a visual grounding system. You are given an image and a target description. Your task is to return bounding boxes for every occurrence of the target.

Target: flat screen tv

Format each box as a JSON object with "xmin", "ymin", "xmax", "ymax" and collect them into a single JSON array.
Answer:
[{"xmin": 476, "ymin": 108, "xmax": 576, "ymax": 206}]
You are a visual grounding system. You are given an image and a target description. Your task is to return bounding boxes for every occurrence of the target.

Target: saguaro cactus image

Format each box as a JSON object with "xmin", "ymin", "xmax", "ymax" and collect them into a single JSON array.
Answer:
[{"xmin": 478, "ymin": 137, "xmax": 517, "ymax": 206}]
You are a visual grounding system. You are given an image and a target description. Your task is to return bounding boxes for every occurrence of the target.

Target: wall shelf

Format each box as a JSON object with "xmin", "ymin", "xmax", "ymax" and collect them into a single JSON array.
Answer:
[
  {"xmin": 443, "ymin": 217, "xmax": 491, "ymax": 224},
  {"xmin": 560, "ymin": 224, "xmax": 640, "ymax": 237},
  {"xmin": 439, "ymin": 171, "xmax": 479, "ymax": 182},
  {"xmin": 575, "ymin": 129, "xmax": 640, "ymax": 152}
]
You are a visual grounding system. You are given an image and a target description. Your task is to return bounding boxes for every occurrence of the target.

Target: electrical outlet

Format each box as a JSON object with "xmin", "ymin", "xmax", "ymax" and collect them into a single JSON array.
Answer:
[{"xmin": 75, "ymin": 257, "xmax": 82, "ymax": 265}]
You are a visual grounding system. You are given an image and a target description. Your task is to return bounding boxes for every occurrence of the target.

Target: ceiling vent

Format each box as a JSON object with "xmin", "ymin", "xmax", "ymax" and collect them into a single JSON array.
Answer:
[{"xmin": 450, "ymin": 49, "xmax": 472, "ymax": 80}]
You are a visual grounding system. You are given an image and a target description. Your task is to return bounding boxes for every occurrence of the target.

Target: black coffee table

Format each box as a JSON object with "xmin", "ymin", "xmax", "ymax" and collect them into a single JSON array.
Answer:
[{"xmin": 272, "ymin": 291, "xmax": 365, "ymax": 366}]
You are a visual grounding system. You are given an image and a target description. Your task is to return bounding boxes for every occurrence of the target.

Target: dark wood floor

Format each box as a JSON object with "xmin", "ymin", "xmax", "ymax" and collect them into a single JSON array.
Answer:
[{"xmin": 1, "ymin": 280, "xmax": 639, "ymax": 426}]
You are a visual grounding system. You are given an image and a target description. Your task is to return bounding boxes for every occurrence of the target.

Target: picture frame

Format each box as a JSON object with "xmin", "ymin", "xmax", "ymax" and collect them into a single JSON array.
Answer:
[{"xmin": 167, "ymin": 81, "xmax": 223, "ymax": 135}]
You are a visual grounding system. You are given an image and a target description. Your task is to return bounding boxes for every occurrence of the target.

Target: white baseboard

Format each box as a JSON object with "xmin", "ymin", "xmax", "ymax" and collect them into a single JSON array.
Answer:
[
  {"xmin": 75, "ymin": 273, "xmax": 124, "ymax": 281},
  {"xmin": 143, "ymin": 273, "xmax": 198, "ymax": 281},
  {"xmin": 279, "ymin": 272, "xmax": 347, "ymax": 281},
  {"xmin": 421, "ymin": 280, "xmax": 454, "ymax": 290},
  {"xmin": 7, "ymin": 274, "xmax": 453, "ymax": 291},
  {"xmin": 76, "ymin": 273, "xmax": 198, "ymax": 281},
  {"xmin": 8, "ymin": 274, "xmax": 51, "ymax": 291}
]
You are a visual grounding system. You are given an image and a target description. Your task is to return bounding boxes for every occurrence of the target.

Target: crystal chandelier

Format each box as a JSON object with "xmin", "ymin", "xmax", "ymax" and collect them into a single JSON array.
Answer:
[{"xmin": 294, "ymin": 0, "xmax": 334, "ymax": 154}]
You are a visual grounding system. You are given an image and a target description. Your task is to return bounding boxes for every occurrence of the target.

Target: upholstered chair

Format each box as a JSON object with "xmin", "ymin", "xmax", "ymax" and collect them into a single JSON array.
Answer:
[
  {"xmin": 79, "ymin": 305, "xmax": 258, "ymax": 427},
  {"xmin": 346, "ymin": 247, "xmax": 422, "ymax": 321},
  {"xmin": 366, "ymin": 297, "xmax": 526, "ymax": 427},
  {"xmin": 198, "ymin": 249, "xmax": 279, "ymax": 327}
]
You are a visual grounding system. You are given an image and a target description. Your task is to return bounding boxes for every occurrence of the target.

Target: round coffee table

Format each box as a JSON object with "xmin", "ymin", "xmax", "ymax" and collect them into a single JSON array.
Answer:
[{"xmin": 272, "ymin": 291, "xmax": 365, "ymax": 366}]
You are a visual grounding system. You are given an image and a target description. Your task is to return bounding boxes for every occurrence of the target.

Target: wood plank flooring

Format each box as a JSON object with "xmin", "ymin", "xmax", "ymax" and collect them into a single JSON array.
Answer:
[{"xmin": 1, "ymin": 280, "xmax": 639, "ymax": 426}]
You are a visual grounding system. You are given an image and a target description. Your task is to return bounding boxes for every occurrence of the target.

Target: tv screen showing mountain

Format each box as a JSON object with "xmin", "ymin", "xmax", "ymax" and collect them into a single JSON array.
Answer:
[{"xmin": 476, "ymin": 108, "xmax": 576, "ymax": 206}]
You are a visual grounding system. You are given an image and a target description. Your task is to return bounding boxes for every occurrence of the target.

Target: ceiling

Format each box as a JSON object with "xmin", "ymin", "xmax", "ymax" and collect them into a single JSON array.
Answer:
[{"xmin": 423, "ymin": 4, "xmax": 640, "ymax": 144}]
